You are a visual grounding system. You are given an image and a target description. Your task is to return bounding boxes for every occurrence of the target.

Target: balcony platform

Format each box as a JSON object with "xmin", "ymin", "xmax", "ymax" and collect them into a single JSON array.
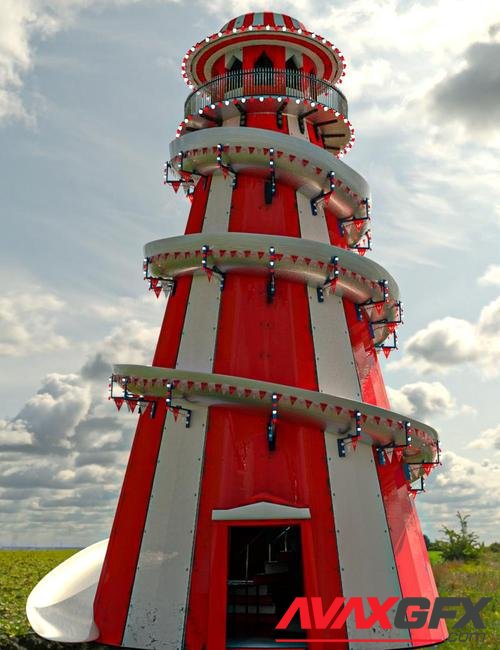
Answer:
[
  {"xmin": 111, "ymin": 365, "xmax": 439, "ymax": 467},
  {"xmin": 171, "ymin": 127, "xmax": 368, "ymax": 233},
  {"xmin": 145, "ymin": 233, "xmax": 399, "ymax": 345}
]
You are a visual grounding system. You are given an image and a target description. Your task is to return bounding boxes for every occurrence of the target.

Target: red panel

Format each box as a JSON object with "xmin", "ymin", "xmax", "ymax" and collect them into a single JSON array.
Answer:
[
  {"xmin": 214, "ymin": 273, "xmax": 317, "ymax": 390},
  {"xmin": 152, "ymin": 275, "xmax": 193, "ymax": 368},
  {"xmin": 343, "ymin": 299, "xmax": 389, "ymax": 407},
  {"xmin": 229, "ymin": 176, "xmax": 301, "ymax": 236},
  {"xmin": 243, "ymin": 44, "xmax": 286, "ymax": 70},
  {"xmin": 93, "ymin": 402, "xmax": 167, "ymax": 645},
  {"xmin": 378, "ymin": 463, "xmax": 447, "ymax": 647},
  {"xmin": 185, "ymin": 176, "xmax": 211, "ymax": 234},
  {"xmin": 245, "ymin": 111, "xmax": 288, "ymax": 133},
  {"xmin": 306, "ymin": 120, "xmax": 323, "ymax": 147},
  {"xmin": 345, "ymin": 300, "xmax": 447, "ymax": 647},
  {"xmin": 324, "ymin": 204, "xmax": 349, "ymax": 248},
  {"xmin": 184, "ymin": 407, "xmax": 347, "ymax": 650}
]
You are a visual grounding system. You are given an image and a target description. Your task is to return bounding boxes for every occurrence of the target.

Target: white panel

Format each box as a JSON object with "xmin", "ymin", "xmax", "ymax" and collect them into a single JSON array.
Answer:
[
  {"xmin": 324, "ymin": 438, "xmax": 411, "ymax": 650},
  {"xmin": 212, "ymin": 502, "xmax": 311, "ymax": 520},
  {"xmin": 287, "ymin": 114, "xmax": 308, "ymax": 140},
  {"xmin": 175, "ymin": 273, "xmax": 220, "ymax": 373},
  {"xmin": 223, "ymin": 116, "xmax": 240, "ymax": 127},
  {"xmin": 308, "ymin": 287, "xmax": 362, "ymax": 399},
  {"xmin": 124, "ymin": 405, "xmax": 209, "ymax": 650},
  {"xmin": 202, "ymin": 171, "xmax": 233, "ymax": 233},
  {"xmin": 296, "ymin": 190, "xmax": 330, "ymax": 244}
]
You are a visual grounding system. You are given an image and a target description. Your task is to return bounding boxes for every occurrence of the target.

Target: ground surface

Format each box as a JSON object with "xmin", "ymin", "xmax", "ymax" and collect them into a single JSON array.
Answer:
[{"xmin": 0, "ymin": 548, "xmax": 498, "ymax": 648}]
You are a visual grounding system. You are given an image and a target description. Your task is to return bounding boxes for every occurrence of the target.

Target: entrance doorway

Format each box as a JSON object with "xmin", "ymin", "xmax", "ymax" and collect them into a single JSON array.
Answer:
[{"xmin": 226, "ymin": 525, "xmax": 306, "ymax": 647}]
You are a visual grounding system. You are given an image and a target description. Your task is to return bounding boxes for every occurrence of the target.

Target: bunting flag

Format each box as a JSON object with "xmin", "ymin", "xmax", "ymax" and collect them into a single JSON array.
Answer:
[
  {"xmin": 127, "ymin": 401, "xmax": 137, "ymax": 413},
  {"xmin": 171, "ymin": 180, "xmax": 181, "ymax": 193},
  {"xmin": 172, "ymin": 407, "xmax": 180, "ymax": 422},
  {"xmin": 383, "ymin": 347, "xmax": 391, "ymax": 358},
  {"xmin": 153, "ymin": 285, "xmax": 162, "ymax": 298},
  {"xmin": 351, "ymin": 436, "xmax": 359, "ymax": 451},
  {"xmin": 335, "ymin": 406, "xmax": 343, "ymax": 415},
  {"xmin": 394, "ymin": 448, "xmax": 404, "ymax": 462},
  {"xmin": 114, "ymin": 397, "xmax": 124, "ymax": 411},
  {"xmin": 385, "ymin": 447, "xmax": 394, "ymax": 462}
]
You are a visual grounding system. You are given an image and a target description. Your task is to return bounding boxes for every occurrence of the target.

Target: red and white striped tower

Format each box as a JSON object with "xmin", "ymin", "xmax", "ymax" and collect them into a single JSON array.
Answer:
[{"xmin": 27, "ymin": 12, "xmax": 447, "ymax": 650}]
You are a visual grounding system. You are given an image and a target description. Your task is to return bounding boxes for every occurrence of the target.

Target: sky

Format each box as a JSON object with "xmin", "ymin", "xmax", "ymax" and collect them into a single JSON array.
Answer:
[{"xmin": 1, "ymin": 0, "xmax": 499, "ymax": 547}]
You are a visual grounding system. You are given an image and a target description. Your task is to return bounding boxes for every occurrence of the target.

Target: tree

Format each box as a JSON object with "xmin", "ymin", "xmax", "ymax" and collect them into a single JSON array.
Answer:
[
  {"xmin": 437, "ymin": 511, "xmax": 481, "ymax": 561},
  {"xmin": 423, "ymin": 534, "xmax": 432, "ymax": 550}
]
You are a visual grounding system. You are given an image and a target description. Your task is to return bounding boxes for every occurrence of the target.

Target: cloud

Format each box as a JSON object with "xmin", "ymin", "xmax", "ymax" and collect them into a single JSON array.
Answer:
[
  {"xmin": 430, "ymin": 35, "xmax": 500, "ymax": 132},
  {"xmin": 390, "ymin": 296, "xmax": 500, "ymax": 376},
  {"xmin": 417, "ymin": 450, "xmax": 500, "ymax": 543},
  {"xmin": 478, "ymin": 264, "xmax": 500, "ymax": 287},
  {"xmin": 386, "ymin": 381, "xmax": 469, "ymax": 420},
  {"xmin": 467, "ymin": 424, "xmax": 500, "ymax": 455},
  {"xmin": 0, "ymin": 290, "xmax": 69, "ymax": 356},
  {"xmin": 81, "ymin": 317, "xmax": 159, "ymax": 381},
  {"xmin": 0, "ymin": 315, "xmax": 157, "ymax": 545}
]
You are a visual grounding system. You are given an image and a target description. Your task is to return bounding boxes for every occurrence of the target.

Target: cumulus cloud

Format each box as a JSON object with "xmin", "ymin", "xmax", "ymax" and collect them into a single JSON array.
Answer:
[
  {"xmin": 430, "ymin": 37, "xmax": 500, "ymax": 132},
  {"xmin": 81, "ymin": 318, "xmax": 159, "ymax": 382},
  {"xmin": 390, "ymin": 296, "xmax": 500, "ymax": 376},
  {"xmin": 467, "ymin": 424, "xmax": 500, "ymax": 455},
  {"xmin": 387, "ymin": 381, "xmax": 470, "ymax": 420},
  {"xmin": 0, "ymin": 315, "xmax": 157, "ymax": 545},
  {"xmin": 418, "ymin": 450, "xmax": 500, "ymax": 543},
  {"xmin": 0, "ymin": 291, "xmax": 68, "ymax": 356},
  {"xmin": 478, "ymin": 264, "xmax": 500, "ymax": 287}
]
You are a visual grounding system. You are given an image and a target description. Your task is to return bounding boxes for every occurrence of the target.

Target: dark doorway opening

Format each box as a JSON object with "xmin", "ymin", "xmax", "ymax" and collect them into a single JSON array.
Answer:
[{"xmin": 226, "ymin": 525, "xmax": 306, "ymax": 647}]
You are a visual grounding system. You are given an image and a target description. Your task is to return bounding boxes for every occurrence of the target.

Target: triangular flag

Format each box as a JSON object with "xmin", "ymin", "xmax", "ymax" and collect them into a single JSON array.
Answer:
[
  {"xmin": 386, "ymin": 448, "xmax": 394, "ymax": 462},
  {"xmin": 235, "ymin": 145, "xmax": 242, "ymax": 153},
  {"xmin": 171, "ymin": 180, "xmax": 181, "ymax": 193},
  {"xmin": 127, "ymin": 400, "xmax": 137, "ymax": 413},
  {"xmin": 259, "ymin": 391, "xmax": 267, "ymax": 399},
  {"xmin": 289, "ymin": 154, "xmax": 296, "ymax": 162},
  {"xmin": 320, "ymin": 403, "xmax": 328, "ymax": 412},
  {"xmin": 358, "ymin": 249, "xmax": 366, "ymax": 256},
  {"xmin": 351, "ymin": 436, "xmax": 359, "ymax": 450},
  {"xmin": 290, "ymin": 396, "xmax": 297, "ymax": 405},
  {"xmin": 291, "ymin": 255, "xmax": 298, "ymax": 264},
  {"xmin": 114, "ymin": 397, "xmax": 124, "ymax": 410},
  {"xmin": 172, "ymin": 407, "xmax": 180, "ymax": 421},
  {"xmin": 153, "ymin": 285, "xmax": 162, "ymax": 298},
  {"xmin": 205, "ymin": 268, "xmax": 213, "ymax": 281},
  {"xmin": 383, "ymin": 347, "xmax": 391, "ymax": 358},
  {"xmin": 244, "ymin": 389, "xmax": 252, "ymax": 398},
  {"xmin": 249, "ymin": 146, "xmax": 255, "ymax": 154},
  {"xmin": 335, "ymin": 406, "xmax": 342, "ymax": 415},
  {"xmin": 305, "ymin": 399, "xmax": 312, "ymax": 409},
  {"xmin": 395, "ymin": 448, "xmax": 403, "ymax": 462}
]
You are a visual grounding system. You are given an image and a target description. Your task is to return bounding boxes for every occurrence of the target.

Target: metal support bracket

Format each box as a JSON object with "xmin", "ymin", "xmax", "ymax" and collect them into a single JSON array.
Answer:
[{"xmin": 267, "ymin": 392, "xmax": 279, "ymax": 451}]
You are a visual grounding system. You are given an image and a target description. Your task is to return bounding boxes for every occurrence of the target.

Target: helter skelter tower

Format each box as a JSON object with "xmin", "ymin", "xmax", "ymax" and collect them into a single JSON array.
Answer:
[{"xmin": 27, "ymin": 11, "xmax": 448, "ymax": 650}]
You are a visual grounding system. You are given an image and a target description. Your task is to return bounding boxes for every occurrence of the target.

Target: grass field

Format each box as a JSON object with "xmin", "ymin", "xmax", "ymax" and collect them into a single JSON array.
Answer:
[
  {"xmin": 0, "ymin": 549, "xmax": 79, "ymax": 641},
  {"xmin": 0, "ymin": 547, "xmax": 497, "ymax": 648}
]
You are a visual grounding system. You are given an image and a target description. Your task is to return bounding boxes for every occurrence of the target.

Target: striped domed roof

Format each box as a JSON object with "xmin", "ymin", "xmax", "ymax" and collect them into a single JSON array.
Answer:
[
  {"xmin": 181, "ymin": 13, "xmax": 346, "ymax": 89},
  {"xmin": 220, "ymin": 13, "xmax": 307, "ymax": 33}
]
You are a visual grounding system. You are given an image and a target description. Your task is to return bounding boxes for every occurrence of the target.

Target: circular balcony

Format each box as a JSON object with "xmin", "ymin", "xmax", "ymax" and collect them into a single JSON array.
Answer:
[{"xmin": 184, "ymin": 70, "xmax": 348, "ymax": 119}]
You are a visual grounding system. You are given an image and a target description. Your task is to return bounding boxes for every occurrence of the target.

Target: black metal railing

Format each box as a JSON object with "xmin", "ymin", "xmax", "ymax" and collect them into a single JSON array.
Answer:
[{"xmin": 184, "ymin": 69, "xmax": 348, "ymax": 118}]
